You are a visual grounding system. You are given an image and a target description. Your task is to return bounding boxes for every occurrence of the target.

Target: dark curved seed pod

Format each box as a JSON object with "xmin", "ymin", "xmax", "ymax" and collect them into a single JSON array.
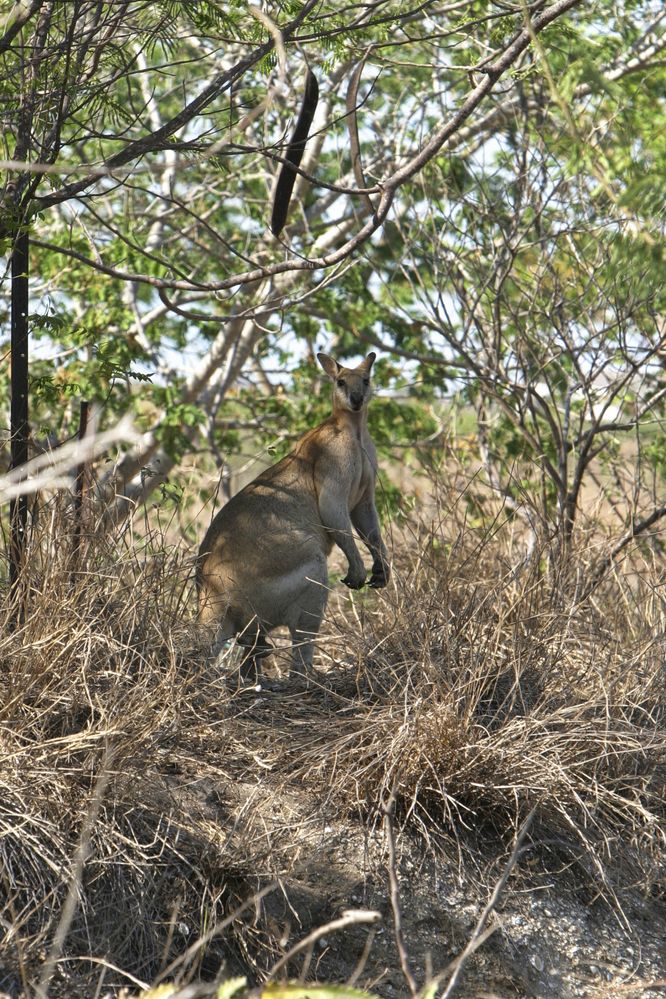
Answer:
[{"xmin": 270, "ymin": 69, "xmax": 319, "ymax": 237}]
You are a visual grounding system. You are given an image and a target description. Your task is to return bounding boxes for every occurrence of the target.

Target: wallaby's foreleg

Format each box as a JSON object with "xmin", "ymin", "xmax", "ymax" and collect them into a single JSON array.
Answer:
[
  {"xmin": 317, "ymin": 488, "xmax": 367, "ymax": 589},
  {"xmin": 351, "ymin": 497, "xmax": 390, "ymax": 588}
]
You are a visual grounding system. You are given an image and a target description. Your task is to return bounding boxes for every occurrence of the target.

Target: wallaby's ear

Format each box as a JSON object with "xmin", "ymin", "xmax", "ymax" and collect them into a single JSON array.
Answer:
[
  {"xmin": 317, "ymin": 353, "xmax": 341, "ymax": 379},
  {"xmin": 360, "ymin": 352, "xmax": 376, "ymax": 373}
]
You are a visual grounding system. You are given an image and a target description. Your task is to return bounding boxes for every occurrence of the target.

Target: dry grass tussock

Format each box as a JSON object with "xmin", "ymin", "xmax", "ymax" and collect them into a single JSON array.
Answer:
[
  {"xmin": 0, "ymin": 509, "xmax": 238, "ymax": 992},
  {"xmin": 304, "ymin": 506, "xmax": 666, "ymax": 895},
  {"xmin": 0, "ymin": 492, "xmax": 664, "ymax": 994}
]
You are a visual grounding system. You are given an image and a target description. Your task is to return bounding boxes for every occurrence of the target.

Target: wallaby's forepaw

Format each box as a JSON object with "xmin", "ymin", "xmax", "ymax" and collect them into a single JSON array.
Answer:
[
  {"xmin": 342, "ymin": 571, "xmax": 366, "ymax": 590},
  {"xmin": 368, "ymin": 560, "xmax": 390, "ymax": 588}
]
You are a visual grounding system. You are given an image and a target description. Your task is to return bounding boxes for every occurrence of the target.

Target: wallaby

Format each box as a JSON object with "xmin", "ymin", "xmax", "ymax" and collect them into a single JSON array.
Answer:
[{"xmin": 196, "ymin": 351, "xmax": 389, "ymax": 685}]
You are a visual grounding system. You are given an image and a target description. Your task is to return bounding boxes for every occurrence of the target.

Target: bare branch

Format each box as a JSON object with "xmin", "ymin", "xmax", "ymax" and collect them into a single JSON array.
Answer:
[
  {"xmin": 0, "ymin": 0, "xmax": 45, "ymax": 55},
  {"xmin": 346, "ymin": 54, "xmax": 376, "ymax": 217},
  {"xmin": 584, "ymin": 506, "xmax": 666, "ymax": 598},
  {"xmin": 18, "ymin": 0, "xmax": 322, "ymax": 221},
  {"xmin": 0, "ymin": 418, "xmax": 138, "ymax": 503}
]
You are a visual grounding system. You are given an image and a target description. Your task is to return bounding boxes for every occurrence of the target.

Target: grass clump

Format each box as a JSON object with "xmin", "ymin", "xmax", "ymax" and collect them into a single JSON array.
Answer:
[
  {"xmin": 0, "ymin": 489, "xmax": 664, "ymax": 996},
  {"xmin": 0, "ymin": 510, "xmax": 245, "ymax": 994},
  {"xmin": 296, "ymin": 513, "xmax": 666, "ymax": 900}
]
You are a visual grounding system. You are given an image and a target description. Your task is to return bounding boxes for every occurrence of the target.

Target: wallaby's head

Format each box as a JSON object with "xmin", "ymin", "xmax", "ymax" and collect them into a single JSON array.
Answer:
[{"xmin": 317, "ymin": 352, "xmax": 376, "ymax": 414}]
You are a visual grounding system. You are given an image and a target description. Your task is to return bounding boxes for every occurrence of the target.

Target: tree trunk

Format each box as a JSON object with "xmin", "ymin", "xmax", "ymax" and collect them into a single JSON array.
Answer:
[{"xmin": 9, "ymin": 226, "xmax": 30, "ymax": 602}]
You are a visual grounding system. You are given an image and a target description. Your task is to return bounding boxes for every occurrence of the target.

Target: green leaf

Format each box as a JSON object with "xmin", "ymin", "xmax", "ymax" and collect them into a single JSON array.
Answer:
[
  {"xmin": 217, "ymin": 977, "xmax": 248, "ymax": 999},
  {"xmin": 262, "ymin": 986, "xmax": 380, "ymax": 999}
]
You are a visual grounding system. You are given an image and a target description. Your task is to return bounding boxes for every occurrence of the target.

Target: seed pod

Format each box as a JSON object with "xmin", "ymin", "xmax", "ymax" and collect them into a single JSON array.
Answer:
[{"xmin": 270, "ymin": 69, "xmax": 319, "ymax": 237}]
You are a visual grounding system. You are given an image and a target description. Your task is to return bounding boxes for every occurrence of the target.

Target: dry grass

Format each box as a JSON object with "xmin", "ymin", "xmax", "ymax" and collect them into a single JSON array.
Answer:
[
  {"xmin": 0, "ymin": 503, "xmax": 243, "ymax": 994},
  {"xmin": 299, "ymin": 517, "xmax": 666, "ymax": 897},
  {"xmin": 0, "ymin": 487, "xmax": 665, "ymax": 996}
]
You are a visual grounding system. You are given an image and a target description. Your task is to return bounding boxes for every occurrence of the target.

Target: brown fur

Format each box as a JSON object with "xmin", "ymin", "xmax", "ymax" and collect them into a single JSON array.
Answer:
[{"xmin": 197, "ymin": 352, "xmax": 389, "ymax": 684}]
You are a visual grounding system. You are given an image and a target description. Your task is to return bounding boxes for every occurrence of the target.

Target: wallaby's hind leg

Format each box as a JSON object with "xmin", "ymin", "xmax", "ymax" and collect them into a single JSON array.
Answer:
[
  {"xmin": 287, "ymin": 569, "xmax": 329, "ymax": 682},
  {"xmin": 236, "ymin": 620, "xmax": 272, "ymax": 686}
]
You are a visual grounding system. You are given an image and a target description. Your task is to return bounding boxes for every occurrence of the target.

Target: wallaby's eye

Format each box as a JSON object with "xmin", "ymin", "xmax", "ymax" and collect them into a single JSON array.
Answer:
[
  {"xmin": 337, "ymin": 378, "xmax": 346, "ymax": 388},
  {"xmin": 363, "ymin": 378, "xmax": 370, "ymax": 387}
]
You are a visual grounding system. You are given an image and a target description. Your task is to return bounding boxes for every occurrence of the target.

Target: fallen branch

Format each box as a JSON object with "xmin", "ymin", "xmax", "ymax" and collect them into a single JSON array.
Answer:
[{"xmin": 0, "ymin": 417, "xmax": 138, "ymax": 503}]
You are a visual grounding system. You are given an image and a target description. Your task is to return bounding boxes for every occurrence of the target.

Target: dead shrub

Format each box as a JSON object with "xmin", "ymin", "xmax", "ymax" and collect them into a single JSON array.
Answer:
[{"xmin": 294, "ymin": 511, "xmax": 666, "ymax": 898}]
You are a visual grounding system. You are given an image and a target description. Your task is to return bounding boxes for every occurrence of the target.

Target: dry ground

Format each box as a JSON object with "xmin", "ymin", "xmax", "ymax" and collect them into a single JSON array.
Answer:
[{"xmin": 0, "ymin": 490, "xmax": 665, "ymax": 998}]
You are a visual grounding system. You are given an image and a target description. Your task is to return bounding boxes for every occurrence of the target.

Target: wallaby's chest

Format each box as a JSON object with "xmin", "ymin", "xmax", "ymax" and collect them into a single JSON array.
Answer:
[
  {"xmin": 297, "ymin": 418, "xmax": 375, "ymax": 509},
  {"xmin": 346, "ymin": 442, "xmax": 375, "ymax": 509}
]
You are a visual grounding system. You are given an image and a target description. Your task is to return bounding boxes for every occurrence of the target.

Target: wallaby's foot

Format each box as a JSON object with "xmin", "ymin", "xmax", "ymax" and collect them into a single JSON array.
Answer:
[
  {"xmin": 288, "ymin": 664, "xmax": 324, "ymax": 691},
  {"xmin": 254, "ymin": 676, "xmax": 284, "ymax": 692},
  {"xmin": 224, "ymin": 660, "xmax": 262, "ymax": 693},
  {"xmin": 289, "ymin": 673, "xmax": 311, "ymax": 692}
]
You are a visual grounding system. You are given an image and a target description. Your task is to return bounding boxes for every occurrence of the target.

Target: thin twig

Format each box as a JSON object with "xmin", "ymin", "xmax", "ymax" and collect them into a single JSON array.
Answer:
[
  {"xmin": 582, "ymin": 504, "xmax": 666, "ymax": 599},
  {"xmin": 267, "ymin": 909, "xmax": 382, "ymax": 980},
  {"xmin": 36, "ymin": 746, "xmax": 116, "ymax": 999},
  {"xmin": 439, "ymin": 806, "xmax": 537, "ymax": 999},
  {"xmin": 383, "ymin": 785, "xmax": 419, "ymax": 998},
  {"xmin": 347, "ymin": 926, "xmax": 378, "ymax": 989},
  {"xmin": 154, "ymin": 882, "xmax": 280, "ymax": 985}
]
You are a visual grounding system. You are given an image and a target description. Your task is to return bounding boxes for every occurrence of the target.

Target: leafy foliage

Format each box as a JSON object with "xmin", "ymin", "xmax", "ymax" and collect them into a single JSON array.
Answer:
[{"xmin": 0, "ymin": 0, "xmax": 664, "ymax": 547}]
